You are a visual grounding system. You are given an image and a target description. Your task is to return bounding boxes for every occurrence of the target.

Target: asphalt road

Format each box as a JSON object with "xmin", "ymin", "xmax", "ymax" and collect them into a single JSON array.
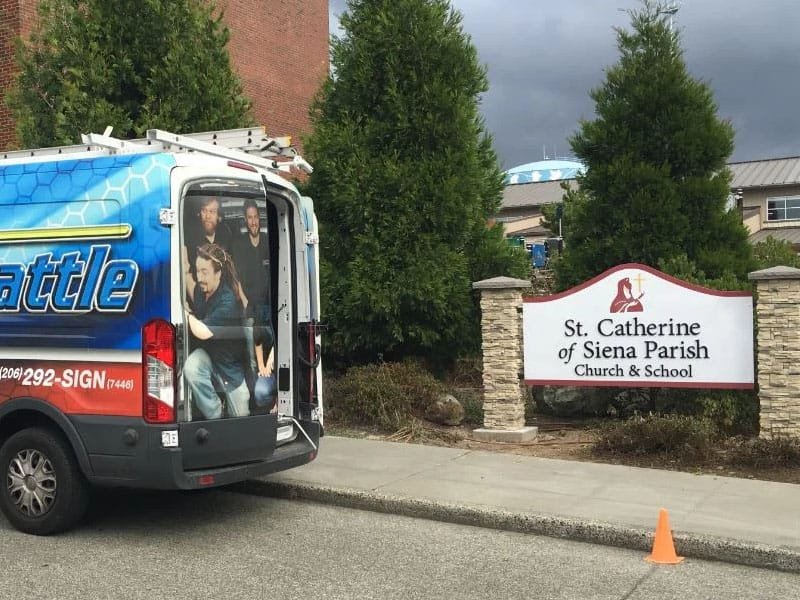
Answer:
[{"xmin": 0, "ymin": 489, "xmax": 796, "ymax": 600}]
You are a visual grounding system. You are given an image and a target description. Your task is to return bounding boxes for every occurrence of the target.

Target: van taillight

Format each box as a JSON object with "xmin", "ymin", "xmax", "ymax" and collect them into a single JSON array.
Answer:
[{"xmin": 142, "ymin": 319, "xmax": 176, "ymax": 424}]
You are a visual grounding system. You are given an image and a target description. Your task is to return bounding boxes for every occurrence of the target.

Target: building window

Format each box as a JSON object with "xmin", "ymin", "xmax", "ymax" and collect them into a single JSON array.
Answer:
[{"xmin": 767, "ymin": 196, "xmax": 800, "ymax": 221}]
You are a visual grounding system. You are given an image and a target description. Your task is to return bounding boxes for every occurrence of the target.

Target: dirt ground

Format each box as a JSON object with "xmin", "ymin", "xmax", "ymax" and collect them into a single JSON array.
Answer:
[{"xmin": 327, "ymin": 415, "xmax": 800, "ymax": 485}]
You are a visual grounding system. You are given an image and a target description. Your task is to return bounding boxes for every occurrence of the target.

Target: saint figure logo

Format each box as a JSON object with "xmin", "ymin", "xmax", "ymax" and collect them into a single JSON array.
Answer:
[{"xmin": 610, "ymin": 276, "xmax": 644, "ymax": 313}]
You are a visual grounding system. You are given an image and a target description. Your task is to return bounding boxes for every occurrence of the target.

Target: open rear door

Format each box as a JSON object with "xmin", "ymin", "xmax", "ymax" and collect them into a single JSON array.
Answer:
[{"xmin": 176, "ymin": 175, "xmax": 280, "ymax": 468}]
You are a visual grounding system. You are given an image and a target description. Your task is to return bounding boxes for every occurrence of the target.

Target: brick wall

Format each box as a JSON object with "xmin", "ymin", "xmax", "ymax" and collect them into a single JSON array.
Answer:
[
  {"xmin": 0, "ymin": 0, "xmax": 37, "ymax": 149},
  {"xmin": 220, "ymin": 0, "xmax": 329, "ymax": 151},
  {"xmin": 0, "ymin": 0, "xmax": 328, "ymax": 151}
]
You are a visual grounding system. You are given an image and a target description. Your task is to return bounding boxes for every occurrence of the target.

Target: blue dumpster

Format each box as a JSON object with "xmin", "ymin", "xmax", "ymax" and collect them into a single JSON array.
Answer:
[{"xmin": 532, "ymin": 243, "xmax": 546, "ymax": 268}]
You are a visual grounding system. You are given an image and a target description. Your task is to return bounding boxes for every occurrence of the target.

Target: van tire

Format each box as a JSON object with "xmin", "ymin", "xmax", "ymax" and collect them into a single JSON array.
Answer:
[{"xmin": 0, "ymin": 427, "xmax": 91, "ymax": 535}]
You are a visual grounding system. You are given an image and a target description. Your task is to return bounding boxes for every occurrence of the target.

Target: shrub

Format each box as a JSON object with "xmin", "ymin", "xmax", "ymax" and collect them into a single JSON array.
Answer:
[
  {"xmin": 724, "ymin": 437, "xmax": 800, "ymax": 469},
  {"xmin": 325, "ymin": 360, "xmax": 447, "ymax": 432},
  {"xmin": 457, "ymin": 389, "xmax": 483, "ymax": 428},
  {"xmin": 752, "ymin": 236, "xmax": 800, "ymax": 269},
  {"xmin": 443, "ymin": 357, "xmax": 483, "ymax": 427},
  {"xmin": 644, "ymin": 389, "xmax": 759, "ymax": 436},
  {"xmin": 698, "ymin": 392, "xmax": 759, "ymax": 436},
  {"xmin": 523, "ymin": 386, "xmax": 537, "ymax": 425},
  {"xmin": 445, "ymin": 357, "xmax": 483, "ymax": 388},
  {"xmin": 593, "ymin": 413, "xmax": 719, "ymax": 460}
]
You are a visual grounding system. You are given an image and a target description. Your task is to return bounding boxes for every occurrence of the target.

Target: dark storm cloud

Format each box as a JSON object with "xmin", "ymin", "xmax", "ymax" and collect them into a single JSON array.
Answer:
[{"xmin": 329, "ymin": 0, "xmax": 800, "ymax": 168}]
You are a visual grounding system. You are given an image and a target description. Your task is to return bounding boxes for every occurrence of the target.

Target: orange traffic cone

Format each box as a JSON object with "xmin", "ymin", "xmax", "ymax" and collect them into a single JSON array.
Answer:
[{"xmin": 645, "ymin": 508, "xmax": 684, "ymax": 565}]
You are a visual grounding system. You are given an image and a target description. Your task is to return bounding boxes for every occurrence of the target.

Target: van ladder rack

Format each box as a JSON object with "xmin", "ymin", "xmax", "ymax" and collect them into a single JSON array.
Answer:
[{"xmin": 1, "ymin": 127, "xmax": 312, "ymax": 174}]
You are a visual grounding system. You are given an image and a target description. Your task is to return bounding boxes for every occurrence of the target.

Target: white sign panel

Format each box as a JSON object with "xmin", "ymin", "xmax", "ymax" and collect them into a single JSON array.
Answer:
[{"xmin": 523, "ymin": 264, "xmax": 754, "ymax": 389}]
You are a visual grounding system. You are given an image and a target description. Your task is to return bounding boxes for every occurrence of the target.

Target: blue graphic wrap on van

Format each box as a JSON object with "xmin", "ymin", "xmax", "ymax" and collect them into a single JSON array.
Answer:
[{"xmin": 0, "ymin": 154, "xmax": 176, "ymax": 350}]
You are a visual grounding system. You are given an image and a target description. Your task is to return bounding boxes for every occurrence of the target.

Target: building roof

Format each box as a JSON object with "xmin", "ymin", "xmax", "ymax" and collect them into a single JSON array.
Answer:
[
  {"xmin": 748, "ymin": 227, "xmax": 800, "ymax": 246},
  {"xmin": 509, "ymin": 224, "xmax": 551, "ymax": 237},
  {"xmin": 501, "ymin": 179, "xmax": 576, "ymax": 210},
  {"xmin": 496, "ymin": 213, "xmax": 542, "ymax": 224},
  {"xmin": 730, "ymin": 156, "xmax": 800, "ymax": 189},
  {"xmin": 500, "ymin": 155, "xmax": 800, "ymax": 212}
]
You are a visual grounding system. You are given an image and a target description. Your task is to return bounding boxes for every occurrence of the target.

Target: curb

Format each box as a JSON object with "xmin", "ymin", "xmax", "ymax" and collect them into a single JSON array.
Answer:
[{"xmin": 230, "ymin": 479, "xmax": 800, "ymax": 574}]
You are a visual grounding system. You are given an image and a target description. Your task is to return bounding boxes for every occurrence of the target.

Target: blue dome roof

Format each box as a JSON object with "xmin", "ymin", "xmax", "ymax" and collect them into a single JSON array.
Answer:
[{"xmin": 505, "ymin": 160, "xmax": 585, "ymax": 185}]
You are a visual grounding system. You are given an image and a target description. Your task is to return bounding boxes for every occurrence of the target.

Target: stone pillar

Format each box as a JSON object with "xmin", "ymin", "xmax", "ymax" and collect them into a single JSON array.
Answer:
[
  {"xmin": 748, "ymin": 266, "xmax": 800, "ymax": 440},
  {"xmin": 471, "ymin": 277, "xmax": 537, "ymax": 442}
]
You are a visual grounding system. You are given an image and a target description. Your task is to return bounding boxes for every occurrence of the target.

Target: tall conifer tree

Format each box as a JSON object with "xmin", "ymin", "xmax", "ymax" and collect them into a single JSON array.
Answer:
[
  {"xmin": 8, "ymin": 0, "xmax": 251, "ymax": 147},
  {"xmin": 555, "ymin": 0, "xmax": 753, "ymax": 290},
  {"xmin": 305, "ymin": 0, "xmax": 529, "ymax": 364}
]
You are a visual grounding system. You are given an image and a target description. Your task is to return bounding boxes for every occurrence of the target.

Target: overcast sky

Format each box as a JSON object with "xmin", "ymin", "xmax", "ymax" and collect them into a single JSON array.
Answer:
[{"xmin": 329, "ymin": 0, "xmax": 800, "ymax": 169}]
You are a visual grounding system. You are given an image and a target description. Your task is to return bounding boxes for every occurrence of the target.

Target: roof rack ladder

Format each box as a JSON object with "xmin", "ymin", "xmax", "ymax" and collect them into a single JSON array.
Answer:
[{"xmin": 146, "ymin": 129, "xmax": 312, "ymax": 174}]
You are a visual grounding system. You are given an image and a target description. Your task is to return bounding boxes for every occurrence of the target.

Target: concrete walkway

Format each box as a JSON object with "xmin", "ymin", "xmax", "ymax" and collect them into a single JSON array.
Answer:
[{"xmin": 236, "ymin": 436, "xmax": 800, "ymax": 572}]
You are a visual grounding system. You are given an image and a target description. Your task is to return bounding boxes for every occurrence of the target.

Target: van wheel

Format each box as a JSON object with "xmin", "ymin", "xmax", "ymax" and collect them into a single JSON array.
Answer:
[{"xmin": 0, "ymin": 427, "xmax": 90, "ymax": 535}]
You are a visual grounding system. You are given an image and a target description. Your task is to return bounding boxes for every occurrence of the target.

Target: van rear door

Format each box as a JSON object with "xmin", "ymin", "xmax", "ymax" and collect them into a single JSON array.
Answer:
[{"xmin": 175, "ymin": 175, "xmax": 280, "ymax": 469}]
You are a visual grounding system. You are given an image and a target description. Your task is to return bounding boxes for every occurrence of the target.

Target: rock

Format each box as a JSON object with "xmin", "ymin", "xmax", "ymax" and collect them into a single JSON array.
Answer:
[
  {"xmin": 540, "ymin": 386, "xmax": 655, "ymax": 418},
  {"xmin": 610, "ymin": 388, "xmax": 653, "ymax": 417},
  {"xmin": 540, "ymin": 386, "xmax": 611, "ymax": 417},
  {"xmin": 425, "ymin": 394, "xmax": 465, "ymax": 426}
]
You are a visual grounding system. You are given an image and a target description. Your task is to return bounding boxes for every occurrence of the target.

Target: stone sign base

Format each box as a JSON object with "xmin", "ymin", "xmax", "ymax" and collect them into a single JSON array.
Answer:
[{"xmin": 472, "ymin": 426, "xmax": 539, "ymax": 443}]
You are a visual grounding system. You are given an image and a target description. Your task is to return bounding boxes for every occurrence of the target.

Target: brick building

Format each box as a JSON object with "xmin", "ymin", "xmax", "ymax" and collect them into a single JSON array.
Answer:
[
  {"xmin": 0, "ymin": 0, "xmax": 37, "ymax": 149},
  {"xmin": 0, "ymin": 0, "xmax": 329, "ymax": 151}
]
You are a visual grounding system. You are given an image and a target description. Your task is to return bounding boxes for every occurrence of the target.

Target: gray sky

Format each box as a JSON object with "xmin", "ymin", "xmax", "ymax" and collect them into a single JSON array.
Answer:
[{"xmin": 329, "ymin": 0, "xmax": 800, "ymax": 169}]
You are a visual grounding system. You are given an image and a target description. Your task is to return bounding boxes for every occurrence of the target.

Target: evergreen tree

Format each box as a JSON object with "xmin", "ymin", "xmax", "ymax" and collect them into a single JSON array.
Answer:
[
  {"xmin": 8, "ymin": 0, "xmax": 251, "ymax": 148},
  {"xmin": 555, "ymin": 0, "xmax": 753, "ymax": 290},
  {"xmin": 305, "ymin": 0, "xmax": 529, "ymax": 365}
]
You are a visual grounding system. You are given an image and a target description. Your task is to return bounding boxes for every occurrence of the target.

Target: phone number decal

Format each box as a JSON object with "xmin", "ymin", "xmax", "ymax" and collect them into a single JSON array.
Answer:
[{"xmin": 0, "ymin": 366, "xmax": 134, "ymax": 391}]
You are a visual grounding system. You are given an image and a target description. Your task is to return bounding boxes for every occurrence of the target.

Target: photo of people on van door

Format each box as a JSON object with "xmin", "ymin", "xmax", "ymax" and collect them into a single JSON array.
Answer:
[
  {"xmin": 232, "ymin": 199, "xmax": 276, "ymax": 412},
  {"xmin": 232, "ymin": 198, "xmax": 270, "ymax": 309},
  {"xmin": 184, "ymin": 243, "xmax": 250, "ymax": 420},
  {"xmin": 182, "ymin": 195, "xmax": 233, "ymax": 299},
  {"xmin": 181, "ymin": 188, "xmax": 275, "ymax": 420}
]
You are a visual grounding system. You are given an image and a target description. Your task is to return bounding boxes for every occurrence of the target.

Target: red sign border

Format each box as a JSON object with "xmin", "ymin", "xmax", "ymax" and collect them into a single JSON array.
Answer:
[
  {"xmin": 523, "ymin": 263, "xmax": 752, "ymax": 303},
  {"xmin": 523, "ymin": 378, "xmax": 754, "ymax": 389}
]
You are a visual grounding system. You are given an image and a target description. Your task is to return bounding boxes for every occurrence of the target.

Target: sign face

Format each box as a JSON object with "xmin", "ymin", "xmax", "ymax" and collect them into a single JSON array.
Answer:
[{"xmin": 523, "ymin": 264, "xmax": 754, "ymax": 389}]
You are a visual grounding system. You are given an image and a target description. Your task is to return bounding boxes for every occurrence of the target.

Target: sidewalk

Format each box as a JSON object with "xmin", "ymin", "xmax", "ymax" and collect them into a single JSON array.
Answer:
[{"xmin": 237, "ymin": 436, "xmax": 800, "ymax": 572}]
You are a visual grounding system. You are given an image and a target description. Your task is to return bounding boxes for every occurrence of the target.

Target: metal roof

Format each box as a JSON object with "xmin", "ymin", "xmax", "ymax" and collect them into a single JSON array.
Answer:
[
  {"xmin": 748, "ymin": 227, "xmax": 800, "ymax": 245},
  {"xmin": 501, "ymin": 179, "xmax": 575, "ymax": 210},
  {"xmin": 730, "ymin": 157, "xmax": 800, "ymax": 189},
  {"xmin": 500, "ymin": 156, "xmax": 800, "ymax": 211}
]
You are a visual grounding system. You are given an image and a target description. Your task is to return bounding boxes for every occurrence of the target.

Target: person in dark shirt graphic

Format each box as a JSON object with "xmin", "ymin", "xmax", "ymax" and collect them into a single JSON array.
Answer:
[
  {"xmin": 232, "ymin": 198, "xmax": 270, "ymax": 311},
  {"xmin": 232, "ymin": 199, "xmax": 275, "ymax": 407}
]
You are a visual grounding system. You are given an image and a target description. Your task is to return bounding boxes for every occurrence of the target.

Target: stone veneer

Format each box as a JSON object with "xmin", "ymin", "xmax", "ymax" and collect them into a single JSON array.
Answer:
[
  {"xmin": 749, "ymin": 266, "xmax": 800, "ymax": 439},
  {"xmin": 472, "ymin": 277, "xmax": 530, "ymax": 430}
]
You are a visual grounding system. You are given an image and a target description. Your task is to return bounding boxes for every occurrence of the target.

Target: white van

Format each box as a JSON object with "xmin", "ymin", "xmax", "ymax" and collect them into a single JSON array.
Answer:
[{"xmin": 0, "ymin": 128, "xmax": 323, "ymax": 534}]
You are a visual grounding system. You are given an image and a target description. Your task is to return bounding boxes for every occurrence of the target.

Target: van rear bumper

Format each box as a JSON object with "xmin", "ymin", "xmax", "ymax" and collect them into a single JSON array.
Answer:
[
  {"xmin": 70, "ymin": 415, "xmax": 320, "ymax": 490},
  {"xmin": 169, "ymin": 428, "xmax": 320, "ymax": 490}
]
